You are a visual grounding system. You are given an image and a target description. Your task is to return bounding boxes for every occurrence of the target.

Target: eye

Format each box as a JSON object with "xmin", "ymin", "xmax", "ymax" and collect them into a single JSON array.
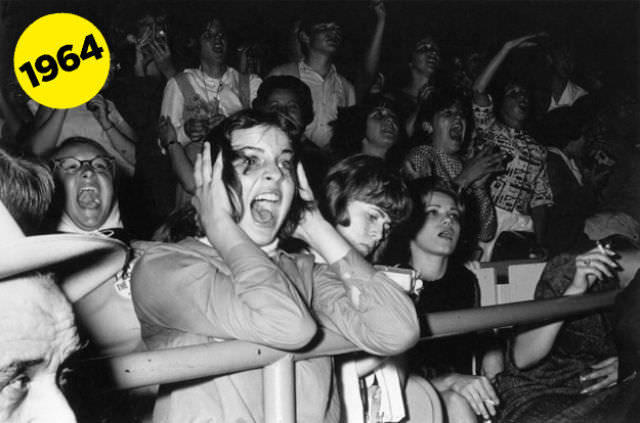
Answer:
[
  {"xmin": 60, "ymin": 159, "xmax": 80, "ymax": 172},
  {"xmin": 448, "ymin": 212, "xmax": 461, "ymax": 222},
  {"xmin": 2, "ymin": 373, "xmax": 30, "ymax": 400},
  {"xmin": 92, "ymin": 158, "xmax": 111, "ymax": 172},
  {"xmin": 279, "ymin": 159, "xmax": 293, "ymax": 172}
]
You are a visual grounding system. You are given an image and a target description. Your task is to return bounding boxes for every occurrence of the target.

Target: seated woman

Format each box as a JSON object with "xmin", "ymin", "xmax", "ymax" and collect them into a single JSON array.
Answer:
[
  {"xmin": 381, "ymin": 178, "xmax": 501, "ymax": 423},
  {"xmin": 320, "ymin": 154, "xmax": 445, "ymax": 423},
  {"xmin": 329, "ymin": 104, "xmax": 406, "ymax": 167},
  {"xmin": 404, "ymin": 88, "xmax": 504, "ymax": 245},
  {"xmin": 495, "ymin": 235, "xmax": 640, "ymax": 423},
  {"xmin": 131, "ymin": 110, "xmax": 419, "ymax": 423}
]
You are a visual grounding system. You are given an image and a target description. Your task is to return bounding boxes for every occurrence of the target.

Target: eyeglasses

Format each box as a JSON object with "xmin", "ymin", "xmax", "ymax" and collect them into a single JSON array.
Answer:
[{"xmin": 52, "ymin": 156, "xmax": 115, "ymax": 175}]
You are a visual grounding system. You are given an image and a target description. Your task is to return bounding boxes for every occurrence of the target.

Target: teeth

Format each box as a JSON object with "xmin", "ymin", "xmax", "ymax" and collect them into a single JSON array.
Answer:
[
  {"xmin": 254, "ymin": 193, "xmax": 280, "ymax": 202},
  {"xmin": 80, "ymin": 187, "xmax": 98, "ymax": 193}
]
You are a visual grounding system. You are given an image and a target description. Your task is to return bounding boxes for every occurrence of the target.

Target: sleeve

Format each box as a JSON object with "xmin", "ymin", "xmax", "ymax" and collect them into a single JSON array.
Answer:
[
  {"xmin": 472, "ymin": 94, "xmax": 497, "ymax": 135},
  {"xmin": 404, "ymin": 146, "xmax": 432, "ymax": 179},
  {"xmin": 530, "ymin": 149, "xmax": 554, "ymax": 209},
  {"xmin": 533, "ymin": 254, "xmax": 576, "ymax": 301},
  {"xmin": 132, "ymin": 242, "xmax": 317, "ymax": 350},
  {"xmin": 345, "ymin": 79, "xmax": 356, "ymax": 107},
  {"xmin": 160, "ymin": 77, "xmax": 189, "ymax": 145},
  {"xmin": 249, "ymin": 74, "xmax": 263, "ymax": 103},
  {"xmin": 311, "ymin": 249, "xmax": 420, "ymax": 356}
]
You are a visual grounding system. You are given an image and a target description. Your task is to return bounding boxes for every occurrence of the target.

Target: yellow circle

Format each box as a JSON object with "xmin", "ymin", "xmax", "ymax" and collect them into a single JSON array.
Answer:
[{"xmin": 13, "ymin": 13, "xmax": 110, "ymax": 109}]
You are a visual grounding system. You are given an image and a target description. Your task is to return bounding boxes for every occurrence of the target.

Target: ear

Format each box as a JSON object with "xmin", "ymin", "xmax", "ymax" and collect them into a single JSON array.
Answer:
[{"xmin": 422, "ymin": 121, "xmax": 433, "ymax": 134}]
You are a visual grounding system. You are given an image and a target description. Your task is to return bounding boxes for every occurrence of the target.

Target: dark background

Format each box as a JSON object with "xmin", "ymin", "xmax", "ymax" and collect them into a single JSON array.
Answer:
[{"xmin": 1, "ymin": 0, "xmax": 638, "ymax": 91}]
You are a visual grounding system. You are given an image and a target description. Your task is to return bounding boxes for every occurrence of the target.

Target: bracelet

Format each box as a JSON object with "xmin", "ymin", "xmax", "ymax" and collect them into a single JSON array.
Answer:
[{"xmin": 165, "ymin": 140, "xmax": 179, "ymax": 148}]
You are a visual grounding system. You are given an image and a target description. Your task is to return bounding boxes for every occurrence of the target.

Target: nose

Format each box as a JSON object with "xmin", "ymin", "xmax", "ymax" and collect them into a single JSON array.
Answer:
[
  {"xmin": 370, "ymin": 221, "xmax": 388, "ymax": 244},
  {"xmin": 80, "ymin": 163, "xmax": 97, "ymax": 178},
  {"xmin": 262, "ymin": 161, "xmax": 284, "ymax": 182}
]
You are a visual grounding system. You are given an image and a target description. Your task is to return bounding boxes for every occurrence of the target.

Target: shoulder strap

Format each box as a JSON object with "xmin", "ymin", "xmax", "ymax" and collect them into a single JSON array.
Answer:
[{"xmin": 174, "ymin": 71, "xmax": 199, "ymax": 104}]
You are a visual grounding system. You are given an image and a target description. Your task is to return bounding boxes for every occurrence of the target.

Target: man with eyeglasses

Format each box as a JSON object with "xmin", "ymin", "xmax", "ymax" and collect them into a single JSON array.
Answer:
[{"xmin": 269, "ymin": 13, "xmax": 356, "ymax": 149}]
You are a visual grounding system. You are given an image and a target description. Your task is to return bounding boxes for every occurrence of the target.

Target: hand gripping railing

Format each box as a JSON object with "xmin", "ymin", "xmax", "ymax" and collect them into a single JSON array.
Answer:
[{"xmin": 87, "ymin": 289, "xmax": 618, "ymax": 423}]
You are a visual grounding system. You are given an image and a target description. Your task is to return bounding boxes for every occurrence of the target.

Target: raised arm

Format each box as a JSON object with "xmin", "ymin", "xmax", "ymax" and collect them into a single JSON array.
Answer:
[
  {"xmin": 512, "ymin": 248, "xmax": 616, "ymax": 368},
  {"xmin": 24, "ymin": 105, "xmax": 67, "ymax": 156},
  {"xmin": 473, "ymin": 33, "xmax": 545, "ymax": 106},
  {"xmin": 158, "ymin": 116, "xmax": 197, "ymax": 193},
  {"xmin": 87, "ymin": 94, "xmax": 137, "ymax": 171},
  {"xmin": 132, "ymin": 142, "xmax": 316, "ymax": 350},
  {"xmin": 356, "ymin": 0, "xmax": 387, "ymax": 103}
]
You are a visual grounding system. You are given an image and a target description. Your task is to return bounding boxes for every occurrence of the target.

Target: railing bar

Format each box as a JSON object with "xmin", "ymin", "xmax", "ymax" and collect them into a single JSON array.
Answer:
[
  {"xmin": 85, "ymin": 290, "xmax": 618, "ymax": 390},
  {"xmin": 264, "ymin": 355, "xmax": 295, "ymax": 423}
]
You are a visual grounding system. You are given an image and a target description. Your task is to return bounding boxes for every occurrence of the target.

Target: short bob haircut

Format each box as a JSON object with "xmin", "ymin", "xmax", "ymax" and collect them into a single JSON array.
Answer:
[
  {"xmin": 320, "ymin": 154, "xmax": 412, "ymax": 228},
  {"xmin": 379, "ymin": 176, "xmax": 467, "ymax": 265},
  {"xmin": 252, "ymin": 75, "xmax": 315, "ymax": 129},
  {"xmin": 155, "ymin": 109, "xmax": 313, "ymax": 242},
  {"xmin": 413, "ymin": 87, "xmax": 471, "ymax": 145},
  {"xmin": 0, "ymin": 146, "xmax": 54, "ymax": 235}
]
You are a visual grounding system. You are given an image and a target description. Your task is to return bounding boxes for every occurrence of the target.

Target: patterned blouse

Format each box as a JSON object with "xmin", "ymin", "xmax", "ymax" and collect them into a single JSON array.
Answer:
[
  {"xmin": 472, "ymin": 97, "xmax": 553, "ymax": 214},
  {"xmin": 403, "ymin": 144, "xmax": 497, "ymax": 242}
]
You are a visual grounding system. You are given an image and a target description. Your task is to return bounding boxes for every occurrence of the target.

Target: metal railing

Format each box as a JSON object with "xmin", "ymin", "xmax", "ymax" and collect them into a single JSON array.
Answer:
[{"xmin": 77, "ymin": 289, "xmax": 619, "ymax": 423}]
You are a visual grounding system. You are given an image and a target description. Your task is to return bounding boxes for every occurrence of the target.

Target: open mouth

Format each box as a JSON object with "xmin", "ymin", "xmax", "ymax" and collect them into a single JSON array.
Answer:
[
  {"xmin": 449, "ymin": 123, "xmax": 464, "ymax": 141},
  {"xmin": 437, "ymin": 230, "xmax": 454, "ymax": 241},
  {"xmin": 250, "ymin": 191, "xmax": 281, "ymax": 228},
  {"xmin": 381, "ymin": 125, "xmax": 397, "ymax": 138},
  {"xmin": 77, "ymin": 186, "xmax": 101, "ymax": 209}
]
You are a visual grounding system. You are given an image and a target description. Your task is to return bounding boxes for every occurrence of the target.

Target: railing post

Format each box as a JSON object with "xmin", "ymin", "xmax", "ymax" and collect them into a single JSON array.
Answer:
[{"xmin": 263, "ymin": 354, "xmax": 295, "ymax": 423}]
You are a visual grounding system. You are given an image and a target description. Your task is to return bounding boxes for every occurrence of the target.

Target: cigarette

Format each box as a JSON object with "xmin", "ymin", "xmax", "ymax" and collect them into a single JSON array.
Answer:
[
  {"xmin": 596, "ymin": 241, "xmax": 607, "ymax": 255},
  {"xmin": 484, "ymin": 399, "xmax": 497, "ymax": 405}
]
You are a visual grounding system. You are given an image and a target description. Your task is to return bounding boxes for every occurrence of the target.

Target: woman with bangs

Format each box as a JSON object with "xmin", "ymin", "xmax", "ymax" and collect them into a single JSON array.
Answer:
[
  {"xmin": 132, "ymin": 110, "xmax": 419, "ymax": 423},
  {"xmin": 381, "ymin": 178, "xmax": 501, "ymax": 423},
  {"xmin": 404, "ymin": 88, "xmax": 505, "ymax": 246},
  {"xmin": 329, "ymin": 104, "xmax": 407, "ymax": 168}
]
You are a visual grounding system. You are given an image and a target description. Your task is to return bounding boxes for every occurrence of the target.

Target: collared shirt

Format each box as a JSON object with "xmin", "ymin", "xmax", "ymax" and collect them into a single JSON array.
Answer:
[
  {"xmin": 547, "ymin": 81, "xmax": 588, "ymax": 112},
  {"xmin": 132, "ymin": 238, "xmax": 418, "ymax": 423},
  {"xmin": 473, "ymin": 97, "xmax": 554, "ymax": 214},
  {"xmin": 161, "ymin": 67, "xmax": 262, "ymax": 144},
  {"xmin": 296, "ymin": 61, "xmax": 356, "ymax": 148}
]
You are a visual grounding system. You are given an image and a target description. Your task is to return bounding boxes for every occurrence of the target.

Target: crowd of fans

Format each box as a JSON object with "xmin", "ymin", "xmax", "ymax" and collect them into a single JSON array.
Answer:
[{"xmin": 1, "ymin": 0, "xmax": 639, "ymax": 422}]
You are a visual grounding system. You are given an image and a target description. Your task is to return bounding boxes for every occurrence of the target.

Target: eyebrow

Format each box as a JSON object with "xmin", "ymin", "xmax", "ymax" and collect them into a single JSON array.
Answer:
[
  {"xmin": 0, "ymin": 359, "xmax": 44, "ymax": 385},
  {"xmin": 234, "ymin": 146, "xmax": 294, "ymax": 156}
]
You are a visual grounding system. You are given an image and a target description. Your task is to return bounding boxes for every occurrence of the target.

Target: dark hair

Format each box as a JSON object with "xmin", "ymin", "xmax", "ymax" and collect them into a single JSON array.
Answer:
[
  {"xmin": 329, "ymin": 105, "xmax": 406, "ymax": 163},
  {"xmin": 252, "ymin": 75, "xmax": 314, "ymax": 127},
  {"xmin": 0, "ymin": 146, "xmax": 54, "ymax": 235},
  {"xmin": 379, "ymin": 176, "xmax": 466, "ymax": 265},
  {"xmin": 413, "ymin": 87, "xmax": 471, "ymax": 145},
  {"xmin": 158, "ymin": 110, "xmax": 313, "ymax": 242},
  {"xmin": 320, "ymin": 154, "xmax": 412, "ymax": 228}
]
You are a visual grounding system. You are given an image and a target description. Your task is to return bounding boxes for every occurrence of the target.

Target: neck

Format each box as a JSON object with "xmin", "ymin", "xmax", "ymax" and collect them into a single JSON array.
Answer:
[
  {"xmin": 616, "ymin": 250, "xmax": 640, "ymax": 289},
  {"xmin": 201, "ymin": 61, "xmax": 227, "ymax": 78},
  {"xmin": 362, "ymin": 139, "xmax": 389, "ymax": 158},
  {"xmin": 407, "ymin": 71, "xmax": 431, "ymax": 94},
  {"xmin": 304, "ymin": 51, "xmax": 333, "ymax": 77},
  {"xmin": 409, "ymin": 241, "xmax": 448, "ymax": 281},
  {"xmin": 501, "ymin": 113, "xmax": 525, "ymax": 130}
]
